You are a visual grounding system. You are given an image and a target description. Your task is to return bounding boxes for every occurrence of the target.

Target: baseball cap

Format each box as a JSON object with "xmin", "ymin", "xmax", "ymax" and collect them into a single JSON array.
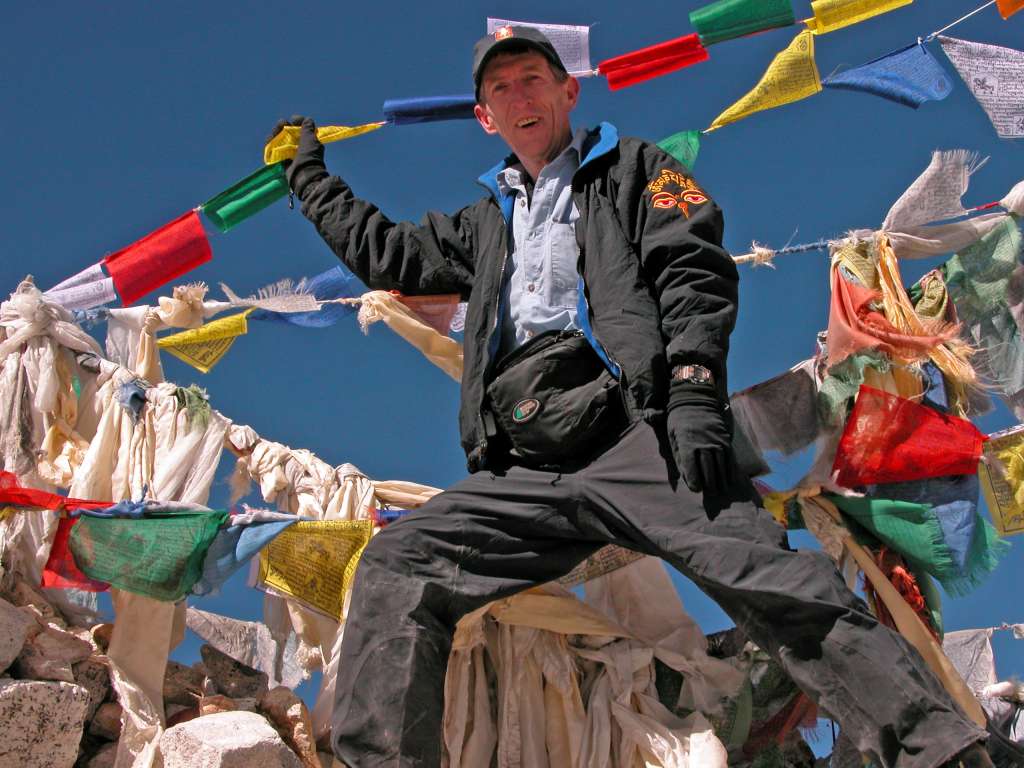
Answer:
[{"xmin": 473, "ymin": 25, "xmax": 568, "ymax": 100}]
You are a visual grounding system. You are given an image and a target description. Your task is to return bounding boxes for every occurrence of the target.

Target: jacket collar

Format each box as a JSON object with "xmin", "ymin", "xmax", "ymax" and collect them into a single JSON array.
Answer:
[{"xmin": 476, "ymin": 122, "xmax": 619, "ymax": 211}]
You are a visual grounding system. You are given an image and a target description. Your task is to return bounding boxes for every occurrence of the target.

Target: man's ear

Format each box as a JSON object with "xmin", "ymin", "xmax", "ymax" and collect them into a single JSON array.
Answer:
[
  {"xmin": 565, "ymin": 77, "xmax": 581, "ymax": 111},
  {"xmin": 474, "ymin": 103, "xmax": 499, "ymax": 135}
]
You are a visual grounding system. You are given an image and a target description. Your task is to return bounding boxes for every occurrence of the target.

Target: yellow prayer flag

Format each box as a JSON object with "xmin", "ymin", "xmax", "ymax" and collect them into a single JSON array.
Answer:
[
  {"xmin": 979, "ymin": 425, "xmax": 1024, "ymax": 537},
  {"xmin": 157, "ymin": 309, "xmax": 254, "ymax": 374},
  {"xmin": 806, "ymin": 0, "xmax": 912, "ymax": 35},
  {"xmin": 255, "ymin": 520, "xmax": 374, "ymax": 620},
  {"xmin": 263, "ymin": 122, "xmax": 387, "ymax": 165},
  {"xmin": 708, "ymin": 29, "xmax": 821, "ymax": 132}
]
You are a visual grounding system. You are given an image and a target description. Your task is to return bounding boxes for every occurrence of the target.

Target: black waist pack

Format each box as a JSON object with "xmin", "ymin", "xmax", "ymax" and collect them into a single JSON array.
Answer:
[{"xmin": 484, "ymin": 330, "xmax": 626, "ymax": 467}]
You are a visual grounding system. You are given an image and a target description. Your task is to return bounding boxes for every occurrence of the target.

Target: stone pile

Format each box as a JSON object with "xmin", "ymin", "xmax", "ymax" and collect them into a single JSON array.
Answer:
[{"xmin": 0, "ymin": 578, "xmax": 339, "ymax": 768}]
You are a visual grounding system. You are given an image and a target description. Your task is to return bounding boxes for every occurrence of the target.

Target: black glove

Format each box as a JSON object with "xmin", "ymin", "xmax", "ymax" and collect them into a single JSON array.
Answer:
[
  {"xmin": 666, "ymin": 381, "xmax": 737, "ymax": 496},
  {"xmin": 267, "ymin": 115, "xmax": 327, "ymax": 199}
]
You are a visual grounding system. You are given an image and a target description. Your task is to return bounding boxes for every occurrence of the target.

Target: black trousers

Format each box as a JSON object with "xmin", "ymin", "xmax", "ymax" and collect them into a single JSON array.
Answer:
[{"xmin": 332, "ymin": 419, "xmax": 985, "ymax": 767}]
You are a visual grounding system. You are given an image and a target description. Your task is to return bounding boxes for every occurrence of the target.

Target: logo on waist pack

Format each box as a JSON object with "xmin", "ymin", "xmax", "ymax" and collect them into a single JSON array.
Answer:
[{"xmin": 512, "ymin": 398, "xmax": 541, "ymax": 423}]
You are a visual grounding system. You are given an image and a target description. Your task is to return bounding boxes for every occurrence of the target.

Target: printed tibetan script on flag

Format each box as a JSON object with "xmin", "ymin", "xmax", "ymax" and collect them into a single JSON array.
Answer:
[
  {"xmin": 940, "ymin": 37, "xmax": 1024, "ymax": 139},
  {"xmin": 709, "ymin": 29, "xmax": 821, "ymax": 131},
  {"xmin": 487, "ymin": 18, "xmax": 593, "ymax": 76}
]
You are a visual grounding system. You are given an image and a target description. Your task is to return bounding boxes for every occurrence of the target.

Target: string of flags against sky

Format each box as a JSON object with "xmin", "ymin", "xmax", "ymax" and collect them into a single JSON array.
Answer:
[{"xmin": 35, "ymin": 0, "xmax": 1023, "ymax": 324}]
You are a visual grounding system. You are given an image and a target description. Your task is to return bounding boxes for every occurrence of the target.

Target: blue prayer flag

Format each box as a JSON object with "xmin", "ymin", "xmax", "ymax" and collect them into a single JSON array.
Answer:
[
  {"xmin": 249, "ymin": 265, "xmax": 364, "ymax": 328},
  {"xmin": 383, "ymin": 95, "xmax": 477, "ymax": 125},
  {"xmin": 192, "ymin": 519, "xmax": 296, "ymax": 597},
  {"xmin": 824, "ymin": 43, "xmax": 953, "ymax": 109}
]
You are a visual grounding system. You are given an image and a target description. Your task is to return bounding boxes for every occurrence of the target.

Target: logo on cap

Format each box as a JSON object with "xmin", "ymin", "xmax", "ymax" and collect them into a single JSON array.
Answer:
[{"xmin": 495, "ymin": 26, "xmax": 514, "ymax": 40}]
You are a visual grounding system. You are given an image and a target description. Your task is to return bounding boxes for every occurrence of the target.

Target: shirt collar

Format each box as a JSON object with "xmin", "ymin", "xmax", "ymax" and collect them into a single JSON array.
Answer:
[{"xmin": 496, "ymin": 127, "xmax": 588, "ymax": 196}]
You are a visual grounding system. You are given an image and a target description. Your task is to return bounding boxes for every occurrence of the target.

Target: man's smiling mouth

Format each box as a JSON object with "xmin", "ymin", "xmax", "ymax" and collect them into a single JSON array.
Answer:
[{"xmin": 516, "ymin": 117, "xmax": 540, "ymax": 128}]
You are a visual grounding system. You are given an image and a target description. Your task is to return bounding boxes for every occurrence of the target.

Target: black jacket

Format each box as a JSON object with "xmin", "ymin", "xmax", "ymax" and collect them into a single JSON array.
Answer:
[{"xmin": 298, "ymin": 123, "xmax": 739, "ymax": 471}]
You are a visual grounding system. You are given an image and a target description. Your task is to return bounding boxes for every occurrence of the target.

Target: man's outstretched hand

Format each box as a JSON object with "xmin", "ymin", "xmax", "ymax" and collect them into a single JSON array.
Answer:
[
  {"xmin": 267, "ymin": 115, "xmax": 327, "ymax": 199},
  {"xmin": 667, "ymin": 382, "xmax": 737, "ymax": 496}
]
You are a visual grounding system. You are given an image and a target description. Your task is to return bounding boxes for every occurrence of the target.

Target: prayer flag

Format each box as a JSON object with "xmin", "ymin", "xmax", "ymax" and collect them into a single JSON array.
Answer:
[
  {"xmin": 656, "ymin": 130, "xmax": 701, "ymax": 170},
  {"xmin": 708, "ymin": 30, "xmax": 821, "ymax": 131},
  {"xmin": 823, "ymin": 43, "xmax": 952, "ymax": 108},
  {"xmin": 104, "ymin": 210, "xmax": 212, "ymax": 306},
  {"xmin": 263, "ymin": 122, "xmax": 387, "ymax": 165},
  {"xmin": 828, "ymin": 491, "xmax": 1007, "ymax": 596},
  {"xmin": 254, "ymin": 520, "xmax": 373, "ymax": 620},
  {"xmin": 689, "ymin": 0, "xmax": 796, "ymax": 46},
  {"xmin": 42, "ymin": 517, "xmax": 110, "ymax": 592},
  {"xmin": 486, "ymin": 18, "xmax": 593, "ymax": 76},
  {"xmin": 998, "ymin": 0, "xmax": 1024, "ymax": 19},
  {"xmin": 806, "ymin": 0, "xmax": 913, "ymax": 35},
  {"xmin": 832, "ymin": 386, "xmax": 986, "ymax": 487},
  {"xmin": 598, "ymin": 34, "xmax": 709, "ymax": 91},
  {"xmin": 157, "ymin": 309, "xmax": 254, "ymax": 373},
  {"xmin": 883, "ymin": 149, "xmax": 983, "ymax": 231},
  {"xmin": 191, "ymin": 518, "xmax": 296, "ymax": 597},
  {"xmin": 0, "ymin": 471, "xmax": 109, "ymax": 512},
  {"xmin": 249, "ymin": 265, "xmax": 363, "ymax": 328},
  {"xmin": 382, "ymin": 95, "xmax": 476, "ymax": 125},
  {"xmin": 69, "ymin": 508, "xmax": 228, "ymax": 601},
  {"xmin": 979, "ymin": 424, "xmax": 1024, "ymax": 536},
  {"xmin": 393, "ymin": 293, "xmax": 461, "ymax": 335},
  {"xmin": 201, "ymin": 162, "xmax": 289, "ymax": 233},
  {"xmin": 939, "ymin": 36, "xmax": 1024, "ymax": 139}
]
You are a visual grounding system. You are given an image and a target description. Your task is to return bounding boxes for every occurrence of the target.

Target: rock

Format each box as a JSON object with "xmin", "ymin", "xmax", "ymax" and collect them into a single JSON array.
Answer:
[
  {"xmin": 200, "ymin": 694, "xmax": 237, "ymax": 716},
  {"xmin": 164, "ymin": 659, "xmax": 204, "ymax": 706},
  {"xmin": 88, "ymin": 700, "xmax": 122, "ymax": 741},
  {"xmin": 200, "ymin": 644, "xmax": 268, "ymax": 699},
  {"xmin": 9, "ymin": 578, "xmax": 64, "ymax": 627},
  {"xmin": 0, "ymin": 678, "xmax": 90, "ymax": 768},
  {"xmin": 168, "ymin": 703, "xmax": 200, "ymax": 727},
  {"xmin": 84, "ymin": 742, "xmax": 117, "ymax": 768},
  {"xmin": 0, "ymin": 596, "xmax": 33, "ymax": 674},
  {"xmin": 160, "ymin": 710, "xmax": 304, "ymax": 768},
  {"xmin": 317, "ymin": 752, "xmax": 343, "ymax": 768},
  {"xmin": 91, "ymin": 623, "xmax": 113, "ymax": 652},
  {"xmin": 13, "ymin": 622, "xmax": 93, "ymax": 682},
  {"xmin": 259, "ymin": 686, "xmax": 320, "ymax": 768},
  {"xmin": 72, "ymin": 657, "xmax": 111, "ymax": 721}
]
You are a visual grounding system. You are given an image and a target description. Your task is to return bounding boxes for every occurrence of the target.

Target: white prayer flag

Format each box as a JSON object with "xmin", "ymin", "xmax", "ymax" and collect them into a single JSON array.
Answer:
[
  {"xmin": 486, "ymin": 18, "xmax": 593, "ymax": 77},
  {"xmin": 939, "ymin": 36, "xmax": 1024, "ymax": 140},
  {"xmin": 46, "ymin": 262, "xmax": 107, "ymax": 293},
  {"xmin": 45, "ymin": 277, "xmax": 117, "ymax": 311},
  {"xmin": 882, "ymin": 149, "xmax": 985, "ymax": 231}
]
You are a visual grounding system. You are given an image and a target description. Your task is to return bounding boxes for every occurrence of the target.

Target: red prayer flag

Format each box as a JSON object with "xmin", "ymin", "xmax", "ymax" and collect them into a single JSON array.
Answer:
[
  {"xmin": 832, "ymin": 386, "xmax": 986, "ymax": 488},
  {"xmin": 0, "ymin": 471, "xmax": 109, "ymax": 512},
  {"xmin": 997, "ymin": 0, "xmax": 1023, "ymax": 19},
  {"xmin": 42, "ymin": 517, "xmax": 110, "ymax": 592},
  {"xmin": 104, "ymin": 210, "xmax": 212, "ymax": 305},
  {"xmin": 598, "ymin": 34, "xmax": 709, "ymax": 90},
  {"xmin": 392, "ymin": 292, "xmax": 461, "ymax": 335}
]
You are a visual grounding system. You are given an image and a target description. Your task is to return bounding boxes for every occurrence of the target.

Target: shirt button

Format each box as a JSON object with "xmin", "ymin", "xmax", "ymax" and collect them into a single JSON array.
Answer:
[
  {"xmin": 519, "ymin": 198, "xmax": 526, "ymax": 207},
  {"xmin": 527, "ymin": 283, "xmax": 535, "ymax": 293},
  {"xmin": 526, "ymin": 330, "xmax": 535, "ymax": 338}
]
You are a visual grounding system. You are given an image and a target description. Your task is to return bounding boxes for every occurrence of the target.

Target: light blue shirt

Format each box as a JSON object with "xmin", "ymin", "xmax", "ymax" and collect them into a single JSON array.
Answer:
[{"xmin": 496, "ymin": 128, "xmax": 588, "ymax": 356}]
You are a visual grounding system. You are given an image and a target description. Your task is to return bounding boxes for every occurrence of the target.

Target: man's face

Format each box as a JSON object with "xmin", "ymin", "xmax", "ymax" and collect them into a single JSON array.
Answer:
[{"xmin": 474, "ymin": 51, "xmax": 580, "ymax": 172}]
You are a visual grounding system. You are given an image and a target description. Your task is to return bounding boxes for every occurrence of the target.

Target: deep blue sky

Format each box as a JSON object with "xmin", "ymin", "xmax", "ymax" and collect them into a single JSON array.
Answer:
[{"xmin": 5, "ymin": 0, "xmax": 1023, "ymax": 724}]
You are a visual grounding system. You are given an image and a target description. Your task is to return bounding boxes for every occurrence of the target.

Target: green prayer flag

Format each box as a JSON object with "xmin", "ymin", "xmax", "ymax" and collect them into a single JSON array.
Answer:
[
  {"xmin": 70, "ymin": 510, "xmax": 228, "ymax": 601},
  {"xmin": 689, "ymin": 0, "xmax": 796, "ymax": 46},
  {"xmin": 656, "ymin": 130, "xmax": 701, "ymax": 171},
  {"xmin": 201, "ymin": 162, "xmax": 289, "ymax": 233},
  {"xmin": 828, "ymin": 494, "xmax": 1008, "ymax": 597}
]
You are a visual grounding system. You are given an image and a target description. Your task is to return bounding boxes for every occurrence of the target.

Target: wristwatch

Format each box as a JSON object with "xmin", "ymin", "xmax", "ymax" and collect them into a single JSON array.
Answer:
[{"xmin": 671, "ymin": 364, "xmax": 715, "ymax": 385}]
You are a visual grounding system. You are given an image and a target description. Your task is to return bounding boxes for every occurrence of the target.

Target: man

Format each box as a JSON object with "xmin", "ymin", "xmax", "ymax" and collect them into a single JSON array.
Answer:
[{"xmin": 274, "ymin": 26, "xmax": 991, "ymax": 768}]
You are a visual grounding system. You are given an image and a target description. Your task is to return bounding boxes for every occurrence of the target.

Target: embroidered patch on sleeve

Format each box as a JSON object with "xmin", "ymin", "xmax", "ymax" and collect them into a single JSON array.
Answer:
[{"xmin": 646, "ymin": 169, "xmax": 708, "ymax": 217}]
